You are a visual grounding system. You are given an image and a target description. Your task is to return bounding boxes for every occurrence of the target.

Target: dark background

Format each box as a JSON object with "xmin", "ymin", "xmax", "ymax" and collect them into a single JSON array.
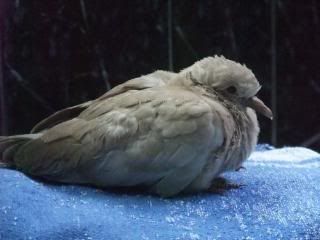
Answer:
[{"xmin": 0, "ymin": 1, "xmax": 319, "ymax": 150}]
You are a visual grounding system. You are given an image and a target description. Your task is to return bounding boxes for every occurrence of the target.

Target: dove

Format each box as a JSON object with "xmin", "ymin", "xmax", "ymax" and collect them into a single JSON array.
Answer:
[{"xmin": 0, "ymin": 56, "xmax": 272, "ymax": 197}]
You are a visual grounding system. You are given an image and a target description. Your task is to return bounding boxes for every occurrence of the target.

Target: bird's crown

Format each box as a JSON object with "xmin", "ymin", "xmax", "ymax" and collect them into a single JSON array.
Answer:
[{"xmin": 180, "ymin": 55, "xmax": 261, "ymax": 98}]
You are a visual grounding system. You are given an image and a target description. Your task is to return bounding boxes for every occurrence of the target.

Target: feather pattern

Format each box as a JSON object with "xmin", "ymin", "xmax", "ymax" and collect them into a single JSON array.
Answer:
[{"xmin": 0, "ymin": 56, "xmax": 271, "ymax": 197}]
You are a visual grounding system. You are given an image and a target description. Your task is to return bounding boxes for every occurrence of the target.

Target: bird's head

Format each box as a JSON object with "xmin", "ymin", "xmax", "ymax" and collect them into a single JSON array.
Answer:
[{"xmin": 179, "ymin": 56, "xmax": 273, "ymax": 119}]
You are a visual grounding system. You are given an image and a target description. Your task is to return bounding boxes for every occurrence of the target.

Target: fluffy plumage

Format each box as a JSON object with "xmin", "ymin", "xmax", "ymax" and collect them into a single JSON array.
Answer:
[{"xmin": 0, "ymin": 56, "xmax": 272, "ymax": 197}]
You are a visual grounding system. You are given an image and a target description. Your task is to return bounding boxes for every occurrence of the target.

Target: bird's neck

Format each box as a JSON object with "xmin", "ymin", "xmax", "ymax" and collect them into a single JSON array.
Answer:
[{"xmin": 205, "ymin": 89, "xmax": 253, "ymax": 168}]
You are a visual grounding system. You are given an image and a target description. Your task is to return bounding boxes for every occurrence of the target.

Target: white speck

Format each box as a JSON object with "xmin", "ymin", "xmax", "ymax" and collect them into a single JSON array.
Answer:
[
  {"xmin": 76, "ymin": 216, "xmax": 80, "ymax": 228},
  {"xmin": 141, "ymin": 233, "xmax": 150, "ymax": 240},
  {"xmin": 189, "ymin": 233, "xmax": 200, "ymax": 240},
  {"xmin": 242, "ymin": 237, "xmax": 255, "ymax": 240},
  {"xmin": 181, "ymin": 225, "xmax": 193, "ymax": 231},
  {"xmin": 165, "ymin": 216, "xmax": 175, "ymax": 223},
  {"xmin": 80, "ymin": 191, "xmax": 88, "ymax": 196}
]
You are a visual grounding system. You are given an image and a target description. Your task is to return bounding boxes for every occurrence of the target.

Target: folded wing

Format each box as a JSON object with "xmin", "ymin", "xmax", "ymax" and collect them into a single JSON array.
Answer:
[{"xmin": 15, "ymin": 87, "xmax": 222, "ymax": 197}]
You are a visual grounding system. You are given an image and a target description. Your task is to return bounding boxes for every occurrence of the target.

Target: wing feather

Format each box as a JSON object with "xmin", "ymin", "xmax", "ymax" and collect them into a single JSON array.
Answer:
[
  {"xmin": 15, "ymin": 87, "xmax": 222, "ymax": 196},
  {"xmin": 30, "ymin": 70, "xmax": 176, "ymax": 133}
]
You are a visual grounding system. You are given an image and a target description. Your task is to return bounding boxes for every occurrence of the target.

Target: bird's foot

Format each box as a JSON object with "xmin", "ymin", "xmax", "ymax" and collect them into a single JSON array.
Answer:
[
  {"xmin": 235, "ymin": 166, "xmax": 246, "ymax": 171},
  {"xmin": 208, "ymin": 177, "xmax": 244, "ymax": 194}
]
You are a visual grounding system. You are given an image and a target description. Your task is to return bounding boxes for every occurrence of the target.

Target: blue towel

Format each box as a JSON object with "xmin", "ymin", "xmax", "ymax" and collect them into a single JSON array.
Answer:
[{"xmin": 1, "ymin": 145, "xmax": 319, "ymax": 240}]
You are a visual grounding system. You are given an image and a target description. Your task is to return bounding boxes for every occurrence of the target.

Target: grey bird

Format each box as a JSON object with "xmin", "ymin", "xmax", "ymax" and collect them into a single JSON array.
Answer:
[{"xmin": 0, "ymin": 56, "xmax": 272, "ymax": 197}]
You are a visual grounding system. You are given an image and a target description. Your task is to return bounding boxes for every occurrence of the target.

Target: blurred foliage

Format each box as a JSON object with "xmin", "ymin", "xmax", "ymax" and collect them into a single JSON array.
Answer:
[{"xmin": 3, "ymin": 0, "xmax": 320, "ymax": 150}]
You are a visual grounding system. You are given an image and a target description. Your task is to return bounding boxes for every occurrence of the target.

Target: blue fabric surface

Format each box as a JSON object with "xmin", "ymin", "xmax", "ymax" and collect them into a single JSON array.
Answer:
[{"xmin": 0, "ymin": 146, "xmax": 320, "ymax": 240}]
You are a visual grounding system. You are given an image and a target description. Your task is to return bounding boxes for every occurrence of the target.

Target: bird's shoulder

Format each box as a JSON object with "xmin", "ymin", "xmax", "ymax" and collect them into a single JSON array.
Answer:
[
  {"xmin": 79, "ymin": 86, "xmax": 212, "ymax": 121},
  {"xmin": 30, "ymin": 70, "xmax": 177, "ymax": 133}
]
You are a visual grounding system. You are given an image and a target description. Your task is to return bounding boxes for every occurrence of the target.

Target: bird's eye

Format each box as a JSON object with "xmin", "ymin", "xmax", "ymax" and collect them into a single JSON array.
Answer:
[{"xmin": 226, "ymin": 86, "xmax": 237, "ymax": 94}]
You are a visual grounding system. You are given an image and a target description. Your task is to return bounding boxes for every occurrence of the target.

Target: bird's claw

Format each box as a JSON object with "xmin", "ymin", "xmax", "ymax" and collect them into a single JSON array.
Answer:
[
  {"xmin": 235, "ymin": 166, "xmax": 246, "ymax": 171},
  {"xmin": 208, "ymin": 177, "xmax": 244, "ymax": 194}
]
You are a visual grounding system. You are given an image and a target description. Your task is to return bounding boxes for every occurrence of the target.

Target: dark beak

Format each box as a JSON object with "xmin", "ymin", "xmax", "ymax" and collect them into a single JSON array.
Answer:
[{"xmin": 247, "ymin": 96, "xmax": 273, "ymax": 120}]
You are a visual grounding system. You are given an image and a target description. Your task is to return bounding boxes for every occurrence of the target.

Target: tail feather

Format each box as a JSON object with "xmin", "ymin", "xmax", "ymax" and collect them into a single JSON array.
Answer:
[{"xmin": 0, "ymin": 134, "xmax": 41, "ymax": 168}]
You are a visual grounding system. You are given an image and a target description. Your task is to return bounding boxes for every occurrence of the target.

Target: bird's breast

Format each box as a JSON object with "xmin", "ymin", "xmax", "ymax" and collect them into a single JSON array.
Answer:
[
  {"xmin": 199, "ymin": 95, "xmax": 260, "ymax": 174},
  {"xmin": 218, "ymin": 105, "xmax": 259, "ymax": 172}
]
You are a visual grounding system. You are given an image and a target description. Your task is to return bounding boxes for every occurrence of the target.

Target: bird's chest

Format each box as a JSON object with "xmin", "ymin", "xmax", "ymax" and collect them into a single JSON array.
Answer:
[
  {"xmin": 186, "ymin": 100, "xmax": 259, "ymax": 192},
  {"xmin": 212, "ymin": 98, "xmax": 258, "ymax": 173},
  {"xmin": 218, "ymin": 104, "xmax": 258, "ymax": 171}
]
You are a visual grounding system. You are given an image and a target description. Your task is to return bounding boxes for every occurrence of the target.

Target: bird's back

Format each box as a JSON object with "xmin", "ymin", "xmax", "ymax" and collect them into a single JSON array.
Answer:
[{"xmin": 2, "ymin": 86, "xmax": 226, "ymax": 196}]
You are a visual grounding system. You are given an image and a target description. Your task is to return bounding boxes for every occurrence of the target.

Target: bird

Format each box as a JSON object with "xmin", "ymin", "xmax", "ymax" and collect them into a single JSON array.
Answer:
[{"xmin": 0, "ymin": 56, "xmax": 272, "ymax": 197}]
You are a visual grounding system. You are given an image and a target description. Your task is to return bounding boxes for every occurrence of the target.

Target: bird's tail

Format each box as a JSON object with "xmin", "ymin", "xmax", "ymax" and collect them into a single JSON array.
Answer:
[{"xmin": 0, "ymin": 134, "xmax": 41, "ymax": 168}]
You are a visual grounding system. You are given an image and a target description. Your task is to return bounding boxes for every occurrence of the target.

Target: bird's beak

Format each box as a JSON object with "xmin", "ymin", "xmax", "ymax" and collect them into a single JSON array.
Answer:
[{"xmin": 247, "ymin": 96, "xmax": 273, "ymax": 120}]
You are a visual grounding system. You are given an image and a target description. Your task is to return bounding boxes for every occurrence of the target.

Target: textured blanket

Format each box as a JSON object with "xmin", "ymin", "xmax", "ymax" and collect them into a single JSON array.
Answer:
[{"xmin": 0, "ymin": 145, "xmax": 319, "ymax": 240}]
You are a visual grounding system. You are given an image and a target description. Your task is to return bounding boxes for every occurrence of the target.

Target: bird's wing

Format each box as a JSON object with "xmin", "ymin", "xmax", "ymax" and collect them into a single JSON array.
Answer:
[
  {"xmin": 97, "ymin": 70, "xmax": 177, "ymax": 100},
  {"xmin": 15, "ymin": 87, "xmax": 223, "ymax": 197},
  {"xmin": 30, "ymin": 70, "xmax": 177, "ymax": 133},
  {"xmin": 30, "ymin": 101, "xmax": 93, "ymax": 133}
]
